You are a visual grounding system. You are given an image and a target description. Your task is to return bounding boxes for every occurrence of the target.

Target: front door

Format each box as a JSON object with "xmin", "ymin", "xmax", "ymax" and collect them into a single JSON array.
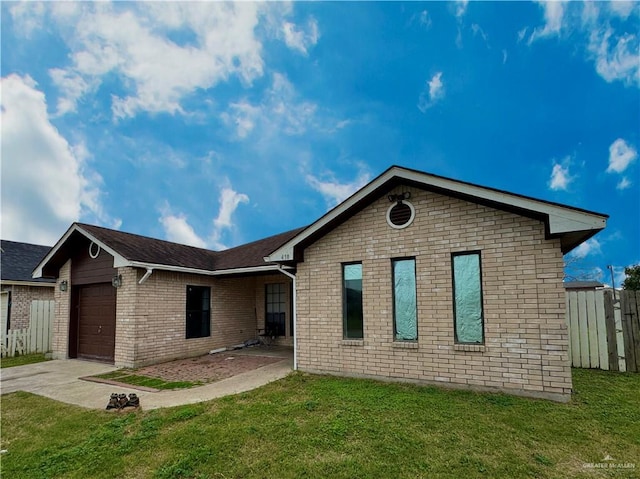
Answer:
[
  {"xmin": 77, "ymin": 283, "xmax": 116, "ymax": 362},
  {"xmin": 265, "ymin": 283, "xmax": 286, "ymax": 336}
]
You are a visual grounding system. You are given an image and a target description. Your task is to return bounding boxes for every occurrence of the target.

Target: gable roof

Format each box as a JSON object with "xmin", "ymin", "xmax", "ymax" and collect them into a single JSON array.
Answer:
[
  {"xmin": 33, "ymin": 223, "xmax": 303, "ymax": 279},
  {"xmin": 265, "ymin": 165, "xmax": 608, "ymax": 262},
  {"xmin": 1, "ymin": 240, "xmax": 55, "ymax": 285}
]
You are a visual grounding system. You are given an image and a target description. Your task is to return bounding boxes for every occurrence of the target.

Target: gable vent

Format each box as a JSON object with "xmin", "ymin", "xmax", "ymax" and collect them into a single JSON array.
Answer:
[{"xmin": 386, "ymin": 201, "xmax": 415, "ymax": 229}]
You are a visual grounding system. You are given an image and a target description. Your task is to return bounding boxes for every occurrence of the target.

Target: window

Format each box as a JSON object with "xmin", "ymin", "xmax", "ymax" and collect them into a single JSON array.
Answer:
[
  {"xmin": 452, "ymin": 252, "xmax": 484, "ymax": 344},
  {"xmin": 186, "ymin": 285, "xmax": 211, "ymax": 339},
  {"xmin": 343, "ymin": 263, "xmax": 363, "ymax": 339},
  {"xmin": 266, "ymin": 283, "xmax": 286, "ymax": 336},
  {"xmin": 393, "ymin": 258, "xmax": 417, "ymax": 341}
]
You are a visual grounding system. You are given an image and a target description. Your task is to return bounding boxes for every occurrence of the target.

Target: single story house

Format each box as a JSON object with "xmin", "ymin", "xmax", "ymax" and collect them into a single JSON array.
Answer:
[
  {"xmin": 1, "ymin": 240, "xmax": 55, "ymax": 335},
  {"xmin": 34, "ymin": 166, "xmax": 607, "ymax": 402}
]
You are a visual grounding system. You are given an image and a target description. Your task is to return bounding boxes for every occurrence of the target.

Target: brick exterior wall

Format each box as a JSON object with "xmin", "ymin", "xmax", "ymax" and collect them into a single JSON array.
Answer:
[
  {"xmin": 49, "ymin": 254, "xmax": 294, "ymax": 367},
  {"xmin": 52, "ymin": 260, "xmax": 71, "ymax": 360},
  {"xmin": 1, "ymin": 284, "xmax": 54, "ymax": 330},
  {"xmin": 112, "ymin": 269, "xmax": 292, "ymax": 368},
  {"xmin": 295, "ymin": 185, "xmax": 572, "ymax": 402}
]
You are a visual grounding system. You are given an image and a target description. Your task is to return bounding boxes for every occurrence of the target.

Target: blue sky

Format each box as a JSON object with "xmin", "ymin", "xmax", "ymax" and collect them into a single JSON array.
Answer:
[{"xmin": 1, "ymin": 1, "xmax": 638, "ymax": 286}]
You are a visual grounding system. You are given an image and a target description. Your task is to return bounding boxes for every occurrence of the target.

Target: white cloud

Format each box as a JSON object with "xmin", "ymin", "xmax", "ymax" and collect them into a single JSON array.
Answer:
[
  {"xmin": 607, "ymin": 138, "xmax": 637, "ymax": 173},
  {"xmin": 571, "ymin": 238, "xmax": 602, "ymax": 259},
  {"xmin": 0, "ymin": 74, "xmax": 114, "ymax": 245},
  {"xmin": 222, "ymin": 72, "xmax": 318, "ymax": 138},
  {"xmin": 211, "ymin": 187, "xmax": 249, "ymax": 250},
  {"xmin": 410, "ymin": 10, "xmax": 432, "ymax": 29},
  {"xmin": 159, "ymin": 184, "xmax": 248, "ymax": 250},
  {"xmin": 455, "ymin": 1, "xmax": 468, "ymax": 19},
  {"xmin": 517, "ymin": 27, "xmax": 529, "ymax": 43},
  {"xmin": 10, "ymin": 3, "xmax": 300, "ymax": 119},
  {"xmin": 549, "ymin": 160, "xmax": 573, "ymax": 191},
  {"xmin": 306, "ymin": 167, "xmax": 371, "ymax": 208},
  {"xmin": 417, "ymin": 72, "xmax": 445, "ymax": 112},
  {"xmin": 471, "ymin": 24, "xmax": 489, "ymax": 45},
  {"xmin": 617, "ymin": 177, "xmax": 632, "ymax": 190},
  {"xmin": 282, "ymin": 17, "xmax": 319, "ymax": 55},
  {"xmin": 588, "ymin": 29, "xmax": 640, "ymax": 86},
  {"xmin": 213, "ymin": 188, "xmax": 250, "ymax": 230},
  {"xmin": 220, "ymin": 101, "xmax": 261, "ymax": 139},
  {"xmin": 419, "ymin": 10, "xmax": 432, "ymax": 29},
  {"xmin": 49, "ymin": 68, "xmax": 96, "ymax": 116},
  {"xmin": 528, "ymin": 1, "xmax": 566, "ymax": 44},
  {"xmin": 527, "ymin": 1, "xmax": 639, "ymax": 86},
  {"xmin": 159, "ymin": 212, "xmax": 207, "ymax": 248},
  {"xmin": 8, "ymin": 1, "xmax": 45, "ymax": 37},
  {"xmin": 608, "ymin": 1, "xmax": 635, "ymax": 19}
]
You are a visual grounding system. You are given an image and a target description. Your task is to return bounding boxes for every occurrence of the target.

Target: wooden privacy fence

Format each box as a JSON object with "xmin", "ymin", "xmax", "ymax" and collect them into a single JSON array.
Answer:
[
  {"xmin": 566, "ymin": 289, "xmax": 640, "ymax": 372},
  {"xmin": 0, "ymin": 300, "xmax": 54, "ymax": 358}
]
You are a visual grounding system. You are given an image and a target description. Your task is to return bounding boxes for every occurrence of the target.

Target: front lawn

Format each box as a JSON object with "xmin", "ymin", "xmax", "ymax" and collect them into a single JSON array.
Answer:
[
  {"xmin": 1, "ymin": 369, "xmax": 638, "ymax": 478},
  {"xmin": 1, "ymin": 353, "xmax": 50, "ymax": 369},
  {"xmin": 92, "ymin": 370, "xmax": 201, "ymax": 390}
]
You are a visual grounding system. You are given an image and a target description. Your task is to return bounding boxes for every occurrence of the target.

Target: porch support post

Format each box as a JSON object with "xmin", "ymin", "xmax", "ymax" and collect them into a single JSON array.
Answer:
[{"xmin": 278, "ymin": 266, "xmax": 297, "ymax": 370}]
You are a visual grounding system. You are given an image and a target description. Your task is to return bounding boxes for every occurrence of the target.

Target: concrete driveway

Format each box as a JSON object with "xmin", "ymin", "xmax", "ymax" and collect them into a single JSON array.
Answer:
[{"xmin": 1, "ymin": 356, "xmax": 292, "ymax": 410}]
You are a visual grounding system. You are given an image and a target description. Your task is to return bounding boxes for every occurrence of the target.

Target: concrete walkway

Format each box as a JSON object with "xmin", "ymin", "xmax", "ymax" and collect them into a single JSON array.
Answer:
[{"xmin": 1, "ymin": 356, "xmax": 293, "ymax": 410}]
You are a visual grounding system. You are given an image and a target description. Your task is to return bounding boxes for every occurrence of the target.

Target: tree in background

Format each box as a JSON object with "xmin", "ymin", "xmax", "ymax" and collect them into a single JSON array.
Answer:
[{"xmin": 622, "ymin": 264, "xmax": 640, "ymax": 290}]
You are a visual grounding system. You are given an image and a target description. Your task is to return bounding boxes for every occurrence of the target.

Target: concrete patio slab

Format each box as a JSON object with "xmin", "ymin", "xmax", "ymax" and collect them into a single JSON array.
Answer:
[{"xmin": 1, "ymin": 354, "xmax": 293, "ymax": 410}]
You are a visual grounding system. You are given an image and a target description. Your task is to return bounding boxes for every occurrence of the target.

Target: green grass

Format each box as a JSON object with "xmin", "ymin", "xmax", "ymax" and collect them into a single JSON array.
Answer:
[
  {"xmin": 92, "ymin": 370, "xmax": 201, "ymax": 390},
  {"xmin": 1, "ymin": 369, "xmax": 639, "ymax": 478},
  {"xmin": 1, "ymin": 353, "xmax": 50, "ymax": 368}
]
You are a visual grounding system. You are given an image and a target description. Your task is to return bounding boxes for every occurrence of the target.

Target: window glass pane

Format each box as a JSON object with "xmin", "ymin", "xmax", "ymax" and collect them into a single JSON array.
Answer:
[
  {"xmin": 186, "ymin": 286, "xmax": 211, "ymax": 339},
  {"xmin": 393, "ymin": 259, "xmax": 417, "ymax": 341},
  {"xmin": 343, "ymin": 264, "xmax": 363, "ymax": 339},
  {"xmin": 265, "ymin": 283, "xmax": 286, "ymax": 336},
  {"xmin": 453, "ymin": 253, "xmax": 483, "ymax": 343}
]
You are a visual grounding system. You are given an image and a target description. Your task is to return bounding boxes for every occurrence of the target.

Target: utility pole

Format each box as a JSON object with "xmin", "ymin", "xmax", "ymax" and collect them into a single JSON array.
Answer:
[{"xmin": 607, "ymin": 265, "xmax": 617, "ymax": 302}]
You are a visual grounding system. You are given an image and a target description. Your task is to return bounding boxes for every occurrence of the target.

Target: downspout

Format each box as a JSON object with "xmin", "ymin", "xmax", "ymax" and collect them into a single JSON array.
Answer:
[
  {"xmin": 278, "ymin": 265, "xmax": 297, "ymax": 370},
  {"xmin": 138, "ymin": 268, "xmax": 153, "ymax": 285}
]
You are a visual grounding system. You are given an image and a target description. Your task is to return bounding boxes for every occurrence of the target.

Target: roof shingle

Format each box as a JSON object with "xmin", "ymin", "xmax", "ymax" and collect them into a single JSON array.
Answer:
[
  {"xmin": 73, "ymin": 223, "xmax": 305, "ymax": 272},
  {"xmin": 1, "ymin": 240, "xmax": 55, "ymax": 283}
]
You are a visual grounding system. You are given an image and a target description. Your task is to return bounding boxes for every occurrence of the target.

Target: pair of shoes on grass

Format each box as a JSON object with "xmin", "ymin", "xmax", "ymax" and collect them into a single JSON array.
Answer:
[{"xmin": 106, "ymin": 393, "xmax": 140, "ymax": 410}]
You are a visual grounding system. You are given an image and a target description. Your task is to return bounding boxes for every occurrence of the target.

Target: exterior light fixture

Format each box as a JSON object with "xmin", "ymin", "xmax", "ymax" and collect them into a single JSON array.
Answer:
[
  {"xmin": 59, "ymin": 280, "xmax": 68, "ymax": 292},
  {"xmin": 112, "ymin": 274, "xmax": 123, "ymax": 288},
  {"xmin": 388, "ymin": 192, "xmax": 411, "ymax": 204}
]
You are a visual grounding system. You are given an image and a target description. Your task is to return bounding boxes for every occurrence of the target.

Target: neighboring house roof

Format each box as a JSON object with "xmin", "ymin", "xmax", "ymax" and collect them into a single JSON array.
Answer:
[
  {"xmin": 563, "ymin": 281, "xmax": 604, "ymax": 290},
  {"xmin": 33, "ymin": 222, "xmax": 304, "ymax": 279},
  {"xmin": 1, "ymin": 240, "xmax": 55, "ymax": 285},
  {"xmin": 266, "ymin": 165, "xmax": 608, "ymax": 262}
]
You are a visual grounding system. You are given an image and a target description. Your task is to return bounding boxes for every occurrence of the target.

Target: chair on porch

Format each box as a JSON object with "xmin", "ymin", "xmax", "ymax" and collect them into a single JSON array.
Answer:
[
  {"xmin": 257, "ymin": 326, "xmax": 277, "ymax": 347},
  {"xmin": 257, "ymin": 312, "xmax": 285, "ymax": 347}
]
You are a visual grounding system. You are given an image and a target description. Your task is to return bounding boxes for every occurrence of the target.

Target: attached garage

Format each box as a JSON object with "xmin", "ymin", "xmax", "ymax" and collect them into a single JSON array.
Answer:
[
  {"xmin": 75, "ymin": 283, "xmax": 116, "ymax": 361},
  {"xmin": 67, "ymin": 239, "xmax": 118, "ymax": 363}
]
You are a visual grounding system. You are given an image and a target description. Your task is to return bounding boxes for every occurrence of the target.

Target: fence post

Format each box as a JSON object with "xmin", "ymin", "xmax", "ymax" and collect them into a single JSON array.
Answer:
[
  {"xmin": 604, "ymin": 290, "xmax": 619, "ymax": 372},
  {"xmin": 595, "ymin": 291, "xmax": 608, "ymax": 370},
  {"xmin": 621, "ymin": 291, "xmax": 640, "ymax": 373}
]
